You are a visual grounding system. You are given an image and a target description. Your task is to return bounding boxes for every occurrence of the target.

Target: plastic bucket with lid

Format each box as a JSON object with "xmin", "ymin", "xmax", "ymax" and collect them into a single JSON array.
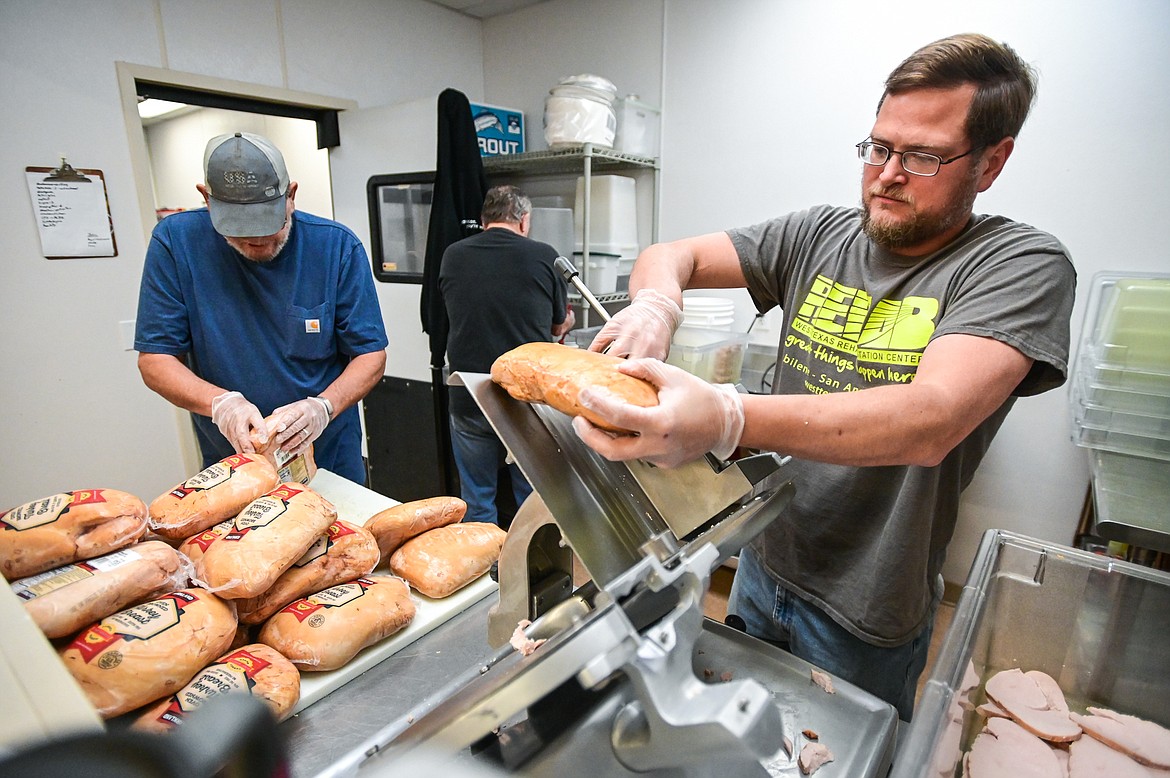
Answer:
[
  {"xmin": 681, "ymin": 296, "xmax": 736, "ymax": 331},
  {"xmin": 544, "ymin": 74, "xmax": 618, "ymax": 149}
]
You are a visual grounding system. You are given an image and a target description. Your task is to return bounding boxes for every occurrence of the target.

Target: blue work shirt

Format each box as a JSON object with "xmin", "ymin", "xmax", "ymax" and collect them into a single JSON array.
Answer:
[{"xmin": 135, "ymin": 208, "xmax": 388, "ymax": 483}]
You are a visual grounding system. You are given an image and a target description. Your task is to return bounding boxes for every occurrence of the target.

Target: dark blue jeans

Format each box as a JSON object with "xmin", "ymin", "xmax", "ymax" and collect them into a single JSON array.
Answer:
[
  {"xmin": 727, "ymin": 545, "xmax": 936, "ymax": 721},
  {"xmin": 449, "ymin": 409, "xmax": 532, "ymax": 526}
]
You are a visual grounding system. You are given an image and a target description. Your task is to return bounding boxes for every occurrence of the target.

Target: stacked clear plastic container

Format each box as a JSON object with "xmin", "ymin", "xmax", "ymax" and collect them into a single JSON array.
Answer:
[{"xmin": 1070, "ymin": 272, "xmax": 1170, "ymax": 544}]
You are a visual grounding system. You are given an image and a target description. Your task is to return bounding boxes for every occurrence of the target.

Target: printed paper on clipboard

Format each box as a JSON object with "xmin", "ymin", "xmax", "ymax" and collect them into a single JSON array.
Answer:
[{"xmin": 25, "ymin": 161, "xmax": 118, "ymax": 259}]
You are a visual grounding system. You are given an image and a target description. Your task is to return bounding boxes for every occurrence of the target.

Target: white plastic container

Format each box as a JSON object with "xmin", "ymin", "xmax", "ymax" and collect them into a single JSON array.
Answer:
[
  {"xmin": 528, "ymin": 207, "xmax": 574, "ymax": 259},
  {"xmin": 574, "ymin": 175, "xmax": 637, "ymax": 251},
  {"xmin": 681, "ymin": 296, "xmax": 736, "ymax": 331},
  {"xmin": 614, "ymin": 95, "xmax": 661, "ymax": 158},
  {"xmin": 543, "ymin": 74, "xmax": 618, "ymax": 150},
  {"xmin": 667, "ymin": 327, "xmax": 748, "ymax": 384},
  {"xmin": 572, "ymin": 251, "xmax": 620, "ymax": 295}
]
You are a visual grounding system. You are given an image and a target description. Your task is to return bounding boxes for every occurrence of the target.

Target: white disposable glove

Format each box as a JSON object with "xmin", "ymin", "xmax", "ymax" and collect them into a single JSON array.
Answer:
[
  {"xmin": 571, "ymin": 358, "xmax": 745, "ymax": 468},
  {"xmin": 588, "ymin": 289, "xmax": 683, "ymax": 360},
  {"xmin": 269, "ymin": 397, "xmax": 331, "ymax": 456},
  {"xmin": 210, "ymin": 391, "xmax": 267, "ymax": 453}
]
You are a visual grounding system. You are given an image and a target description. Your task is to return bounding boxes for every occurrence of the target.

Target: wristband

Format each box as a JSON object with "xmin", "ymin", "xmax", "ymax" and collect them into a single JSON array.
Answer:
[{"xmin": 314, "ymin": 395, "xmax": 334, "ymax": 420}]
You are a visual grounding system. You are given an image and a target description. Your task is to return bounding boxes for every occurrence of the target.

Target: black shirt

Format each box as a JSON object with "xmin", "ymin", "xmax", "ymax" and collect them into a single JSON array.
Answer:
[{"xmin": 440, "ymin": 227, "xmax": 569, "ymax": 416}]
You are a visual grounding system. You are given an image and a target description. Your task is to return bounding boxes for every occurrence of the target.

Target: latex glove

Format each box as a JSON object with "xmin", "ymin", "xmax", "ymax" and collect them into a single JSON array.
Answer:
[
  {"xmin": 210, "ymin": 391, "xmax": 267, "ymax": 453},
  {"xmin": 588, "ymin": 289, "xmax": 682, "ymax": 360},
  {"xmin": 269, "ymin": 397, "xmax": 331, "ymax": 456},
  {"xmin": 571, "ymin": 359, "xmax": 745, "ymax": 468}
]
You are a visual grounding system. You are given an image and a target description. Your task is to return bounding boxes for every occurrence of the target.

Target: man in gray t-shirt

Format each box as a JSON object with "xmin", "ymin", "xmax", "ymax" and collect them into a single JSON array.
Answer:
[{"xmin": 573, "ymin": 34, "xmax": 1076, "ymax": 721}]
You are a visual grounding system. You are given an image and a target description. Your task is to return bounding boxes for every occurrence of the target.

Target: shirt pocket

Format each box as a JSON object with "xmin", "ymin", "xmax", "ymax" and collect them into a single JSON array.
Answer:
[{"xmin": 284, "ymin": 302, "xmax": 334, "ymax": 361}]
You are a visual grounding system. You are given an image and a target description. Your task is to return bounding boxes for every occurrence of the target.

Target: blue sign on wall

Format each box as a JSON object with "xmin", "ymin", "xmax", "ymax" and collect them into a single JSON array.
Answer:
[{"xmin": 469, "ymin": 102, "xmax": 525, "ymax": 157}]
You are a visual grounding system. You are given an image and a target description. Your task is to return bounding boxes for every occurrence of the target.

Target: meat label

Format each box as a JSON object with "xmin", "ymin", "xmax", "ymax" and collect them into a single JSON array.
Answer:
[
  {"xmin": 182, "ymin": 519, "xmax": 233, "ymax": 553},
  {"xmin": 168, "ymin": 455, "xmax": 255, "ymax": 499},
  {"xmin": 228, "ymin": 496, "xmax": 287, "ymax": 536},
  {"xmin": 328, "ymin": 520, "xmax": 358, "ymax": 540},
  {"xmin": 271, "ymin": 448, "xmax": 313, "ymax": 485},
  {"xmin": 279, "ymin": 578, "xmax": 375, "ymax": 622},
  {"xmin": 67, "ymin": 489, "xmax": 111, "ymax": 507},
  {"xmin": 225, "ymin": 483, "xmax": 306, "ymax": 541},
  {"xmin": 308, "ymin": 578, "xmax": 374, "ymax": 607},
  {"xmin": 290, "ymin": 520, "xmax": 356, "ymax": 569},
  {"xmin": 291, "ymin": 533, "xmax": 330, "ymax": 568},
  {"xmin": 11, "ymin": 547, "xmax": 142, "ymax": 600},
  {"xmin": 2, "ymin": 492, "xmax": 75, "ymax": 531},
  {"xmin": 67, "ymin": 590, "xmax": 199, "ymax": 662},
  {"xmin": 154, "ymin": 648, "xmax": 272, "ymax": 724}
]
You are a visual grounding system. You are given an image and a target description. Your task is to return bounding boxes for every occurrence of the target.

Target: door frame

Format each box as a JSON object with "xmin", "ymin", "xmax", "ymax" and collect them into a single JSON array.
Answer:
[{"xmin": 116, "ymin": 61, "xmax": 356, "ymax": 250}]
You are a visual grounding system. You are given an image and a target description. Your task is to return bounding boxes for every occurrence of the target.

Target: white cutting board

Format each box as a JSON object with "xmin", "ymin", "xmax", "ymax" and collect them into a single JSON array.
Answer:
[{"xmin": 291, "ymin": 470, "xmax": 498, "ymax": 714}]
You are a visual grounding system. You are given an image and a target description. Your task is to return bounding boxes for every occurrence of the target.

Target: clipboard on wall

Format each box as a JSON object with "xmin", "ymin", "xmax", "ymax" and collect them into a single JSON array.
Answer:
[{"xmin": 25, "ymin": 159, "xmax": 118, "ymax": 258}]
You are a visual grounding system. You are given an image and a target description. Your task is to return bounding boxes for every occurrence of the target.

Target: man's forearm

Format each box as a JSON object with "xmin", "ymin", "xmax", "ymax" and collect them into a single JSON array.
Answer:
[
  {"xmin": 628, "ymin": 231, "xmax": 745, "ymax": 303},
  {"xmin": 137, "ymin": 352, "xmax": 224, "ymax": 417},
  {"xmin": 320, "ymin": 350, "xmax": 387, "ymax": 416}
]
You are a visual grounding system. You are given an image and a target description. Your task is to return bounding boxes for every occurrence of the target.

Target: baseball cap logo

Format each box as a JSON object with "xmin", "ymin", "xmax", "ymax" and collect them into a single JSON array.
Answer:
[{"xmin": 222, "ymin": 170, "xmax": 259, "ymax": 186}]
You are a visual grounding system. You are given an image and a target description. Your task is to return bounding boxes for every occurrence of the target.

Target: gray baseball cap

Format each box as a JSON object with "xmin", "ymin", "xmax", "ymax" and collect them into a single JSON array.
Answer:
[{"xmin": 203, "ymin": 132, "xmax": 290, "ymax": 237}]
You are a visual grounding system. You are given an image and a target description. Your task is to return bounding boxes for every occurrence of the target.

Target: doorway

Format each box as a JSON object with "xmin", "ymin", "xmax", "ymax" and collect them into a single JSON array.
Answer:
[{"xmin": 140, "ymin": 106, "xmax": 330, "ymax": 222}]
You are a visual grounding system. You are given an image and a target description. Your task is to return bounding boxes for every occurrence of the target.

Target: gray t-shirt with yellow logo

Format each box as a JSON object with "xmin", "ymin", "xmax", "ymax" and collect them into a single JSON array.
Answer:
[{"xmin": 728, "ymin": 205, "xmax": 1075, "ymax": 645}]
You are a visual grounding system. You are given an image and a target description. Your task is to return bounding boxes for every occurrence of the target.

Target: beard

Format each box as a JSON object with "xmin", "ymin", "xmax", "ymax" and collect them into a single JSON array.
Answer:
[
  {"xmin": 861, "ymin": 170, "xmax": 979, "ymax": 252},
  {"xmin": 225, "ymin": 229, "xmax": 290, "ymax": 263}
]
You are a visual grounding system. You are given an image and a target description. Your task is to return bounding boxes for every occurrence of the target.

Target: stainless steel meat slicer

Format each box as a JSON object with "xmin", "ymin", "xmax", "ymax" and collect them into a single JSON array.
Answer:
[
  {"xmin": 339, "ymin": 369, "xmax": 897, "ymax": 777},
  {"xmin": 360, "ymin": 369, "xmax": 797, "ymax": 775}
]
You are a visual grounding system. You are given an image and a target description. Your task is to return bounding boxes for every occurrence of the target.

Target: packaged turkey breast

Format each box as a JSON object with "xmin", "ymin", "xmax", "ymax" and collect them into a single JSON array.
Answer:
[
  {"xmin": 235, "ymin": 518, "xmax": 379, "ymax": 625},
  {"xmin": 258, "ymin": 575, "xmax": 415, "ymax": 671},
  {"xmin": 195, "ymin": 483, "xmax": 336, "ymax": 599},
  {"xmin": 132, "ymin": 642, "xmax": 300, "ymax": 732},
  {"xmin": 59, "ymin": 587, "xmax": 237, "ymax": 718},
  {"xmin": 148, "ymin": 454, "xmax": 279, "ymax": 541},
  {"xmin": 1, "ymin": 488, "xmax": 148, "ymax": 581},
  {"xmin": 12, "ymin": 540, "xmax": 189, "ymax": 638}
]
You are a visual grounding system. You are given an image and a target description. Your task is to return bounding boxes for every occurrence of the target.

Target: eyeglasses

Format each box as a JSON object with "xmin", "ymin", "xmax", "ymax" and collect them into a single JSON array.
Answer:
[{"xmin": 856, "ymin": 140, "xmax": 979, "ymax": 177}]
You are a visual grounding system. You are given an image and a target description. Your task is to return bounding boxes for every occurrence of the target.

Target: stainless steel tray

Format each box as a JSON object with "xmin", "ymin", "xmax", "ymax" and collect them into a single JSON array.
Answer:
[{"xmin": 892, "ymin": 529, "xmax": 1170, "ymax": 777}]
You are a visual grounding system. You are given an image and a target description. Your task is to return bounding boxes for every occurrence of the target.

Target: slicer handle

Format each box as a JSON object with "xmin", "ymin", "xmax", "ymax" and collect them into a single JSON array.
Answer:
[{"xmin": 556, "ymin": 256, "xmax": 611, "ymax": 323}]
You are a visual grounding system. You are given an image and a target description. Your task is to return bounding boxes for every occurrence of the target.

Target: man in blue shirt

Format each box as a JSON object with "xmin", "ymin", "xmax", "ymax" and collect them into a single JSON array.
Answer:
[{"xmin": 135, "ymin": 132, "xmax": 388, "ymax": 484}]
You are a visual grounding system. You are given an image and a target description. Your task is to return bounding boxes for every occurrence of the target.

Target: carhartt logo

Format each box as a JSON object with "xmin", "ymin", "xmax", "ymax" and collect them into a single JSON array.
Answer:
[{"xmin": 305, "ymin": 319, "xmax": 320, "ymax": 334}]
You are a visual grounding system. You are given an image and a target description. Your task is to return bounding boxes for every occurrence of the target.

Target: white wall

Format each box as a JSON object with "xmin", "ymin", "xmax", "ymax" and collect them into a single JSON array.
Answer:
[
  {"xmin": 331, "ymin": 97, "xmax": 440, "ymax": 383},
  {"xmin": 482, "ymin": 0, "xmax": 665, "ymax": 153},
  {"xmin": 0, "ymin": 0, "xmax": 483, "ymax": 509}
]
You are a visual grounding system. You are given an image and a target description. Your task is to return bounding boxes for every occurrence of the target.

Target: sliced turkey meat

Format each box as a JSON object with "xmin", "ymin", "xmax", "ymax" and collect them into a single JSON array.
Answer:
[
  {"xmin": 967, "ymin": 717, "xmax": 1066, "ymax": 778},
  {"xmin": 985, "ymin": 668, "xmax": 1081, "ymax": 742},
  {"xmin": 976, "ymin": 699, "xmax": 1011, "ymax": 720},
  {"xmin": 810, "ymin": 668, "xmax": 835, "ymax": 694},
  {"xmin": 1027, "ymin": 670, "xmax": 1070, "ymax": 712},
  {"xmin": 1069, "ymin": 731, "xmax": 1160, "ymax": 777},
  {"xmin": 1052, "ymin": 745, "xmax": 1070, "ymax": 778},
  {"xmin": 798, "ymin": 741, "xmax": 834, "ymax": 775},
  {"xmin": 1071, "ymin": 708, "xmax": 1170, "ymax": 769}
]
